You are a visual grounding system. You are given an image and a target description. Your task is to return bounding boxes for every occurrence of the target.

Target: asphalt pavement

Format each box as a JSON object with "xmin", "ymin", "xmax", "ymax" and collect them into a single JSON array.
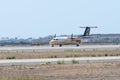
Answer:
[{"xmin": 0, "ymin": 56, "xmax": 120, "ymax": 66}]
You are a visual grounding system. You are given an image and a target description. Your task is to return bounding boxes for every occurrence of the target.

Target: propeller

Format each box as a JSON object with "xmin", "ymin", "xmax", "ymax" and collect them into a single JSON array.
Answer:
[
  {"xmin": 54, "ymin": 34, "xmax": 56, "ymax": 38},
  {"xmin": 71, "ymin": 33, "xmax": 74, "ymax": 41}
]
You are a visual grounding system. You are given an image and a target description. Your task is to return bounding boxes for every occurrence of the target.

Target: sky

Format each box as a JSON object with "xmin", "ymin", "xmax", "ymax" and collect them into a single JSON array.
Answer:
[{"xmin": 0, "ymin": 0, "xmax": 120, "ymax": 38}]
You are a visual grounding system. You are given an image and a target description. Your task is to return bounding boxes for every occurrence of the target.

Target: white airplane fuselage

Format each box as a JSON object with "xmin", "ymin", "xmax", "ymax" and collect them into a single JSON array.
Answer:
[{"xmin": 49, "ymin": 36, "xmax": 82, "ymax": 47}]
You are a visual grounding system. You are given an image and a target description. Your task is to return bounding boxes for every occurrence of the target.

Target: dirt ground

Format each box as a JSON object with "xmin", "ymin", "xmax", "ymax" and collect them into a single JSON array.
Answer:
[
  {"xmin": 0, "ymin": 62, "xmax": 120, "ymax": 80},
  {"xmin": 0, "ymin": 49, "xmax": 120, "ymax": 80},
  {"xmin": 0, "ymin": 49, "xmax": 120, "ymax": 59}
]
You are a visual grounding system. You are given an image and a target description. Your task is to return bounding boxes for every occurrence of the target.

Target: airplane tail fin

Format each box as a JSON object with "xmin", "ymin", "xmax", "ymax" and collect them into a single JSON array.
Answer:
[
  {"xmin": 83, "ymin": 27, "xmax": 90, "ymax": 36},
  {"xmin": 80, "ymin": 26, "xmax": 97, "ymax": 36}
]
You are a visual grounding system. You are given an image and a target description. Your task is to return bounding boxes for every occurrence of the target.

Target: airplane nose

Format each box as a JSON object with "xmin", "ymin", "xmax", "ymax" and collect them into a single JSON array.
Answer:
[{"xmin": 49, "ymin": 40, "xmax": 55, "ymax": 44}]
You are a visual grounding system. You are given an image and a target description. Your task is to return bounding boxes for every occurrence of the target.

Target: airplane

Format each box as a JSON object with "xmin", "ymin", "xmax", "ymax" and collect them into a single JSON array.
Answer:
[{"xmin": 49, "ymin": 26, "xmax": 97, "ymax": 47}]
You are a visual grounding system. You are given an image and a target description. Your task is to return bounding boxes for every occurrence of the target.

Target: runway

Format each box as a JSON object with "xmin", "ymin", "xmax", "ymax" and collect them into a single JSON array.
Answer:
[
  {"xmin": 0, "ymin": 56, "xmax": 120, "ymax": 66},
  {"xmin": 0, "ymin": 45, "xmax": 120, "ymax": 66},
  {"xmin": 0, "ymin": 45, "xmax": 120, "ymax": 53}
]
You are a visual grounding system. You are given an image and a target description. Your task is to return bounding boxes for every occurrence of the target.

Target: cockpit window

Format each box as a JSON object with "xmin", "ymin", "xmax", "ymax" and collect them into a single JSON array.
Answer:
[{"xmin": 53, "ymin": 39, "xmax": 58, "ymax": 40}]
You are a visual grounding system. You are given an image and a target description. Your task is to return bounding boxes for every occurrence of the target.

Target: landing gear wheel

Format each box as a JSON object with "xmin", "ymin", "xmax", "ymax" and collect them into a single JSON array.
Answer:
[
  {"xmin": 76, "ymin": 44, "xmax": 79, "ymax": 47},
  {"xmin": 51, "ymin": 45, "xmax": 54, "ymax": 47},
  {"xmin": 76, "ymin": 42, "xmax": 80, "ymax": 47},
  {"xmin": 59, "ymin": 44, "xmax": 62, "ymax": 47}
]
